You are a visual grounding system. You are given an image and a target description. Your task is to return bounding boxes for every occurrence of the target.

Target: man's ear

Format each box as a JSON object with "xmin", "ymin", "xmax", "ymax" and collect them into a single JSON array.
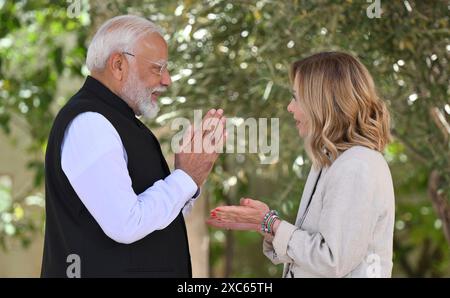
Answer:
[{"xmin": 108, "ymin": 52, "xmax": 126, "ymax": 81}]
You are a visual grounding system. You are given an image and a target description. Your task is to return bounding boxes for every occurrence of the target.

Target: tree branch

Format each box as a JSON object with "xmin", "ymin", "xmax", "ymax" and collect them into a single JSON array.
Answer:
[
  {"xmin": 430, "ymin": 107, "xmax": 450, "ymax": 143},
  {"xmin": 427, "ymin": 170, "xmax": 450, "ymax": 245}
]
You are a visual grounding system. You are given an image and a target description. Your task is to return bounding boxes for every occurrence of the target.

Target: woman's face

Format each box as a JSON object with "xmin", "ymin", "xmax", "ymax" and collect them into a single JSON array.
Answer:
[{"xmin": 287, "ymin": 86, "xmax": 308, "ymax": 138}]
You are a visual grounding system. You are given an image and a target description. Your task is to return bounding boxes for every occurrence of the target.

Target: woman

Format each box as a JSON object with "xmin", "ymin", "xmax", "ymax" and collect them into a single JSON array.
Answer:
[{"xmin": 207, "ymin": 51, "xmax": 395, "ymax": 278}]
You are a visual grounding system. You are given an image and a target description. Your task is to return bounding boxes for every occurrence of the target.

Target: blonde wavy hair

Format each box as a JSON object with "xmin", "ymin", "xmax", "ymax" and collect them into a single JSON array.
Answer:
[{"xmin": 290, "ymin": 51, "xmax": 391, "ymax": 169}]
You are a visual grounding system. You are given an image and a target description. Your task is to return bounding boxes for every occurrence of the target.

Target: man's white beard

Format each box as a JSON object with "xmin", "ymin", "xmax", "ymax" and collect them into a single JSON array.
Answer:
[{"xmin": 121, "ymin": 71, "xmax": 164, "ymax": 120}]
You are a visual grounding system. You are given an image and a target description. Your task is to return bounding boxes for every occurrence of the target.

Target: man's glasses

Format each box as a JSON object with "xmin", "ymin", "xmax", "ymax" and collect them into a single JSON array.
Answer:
[{"xmin": 122, "ymin": 51, "xmax": 168, "ymax": 76}]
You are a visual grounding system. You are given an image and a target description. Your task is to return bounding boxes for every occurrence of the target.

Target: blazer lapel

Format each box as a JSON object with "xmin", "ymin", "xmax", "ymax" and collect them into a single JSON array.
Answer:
[{"xmin": 294, "ymin": 166, "xmax": 322, "ymax": 226}]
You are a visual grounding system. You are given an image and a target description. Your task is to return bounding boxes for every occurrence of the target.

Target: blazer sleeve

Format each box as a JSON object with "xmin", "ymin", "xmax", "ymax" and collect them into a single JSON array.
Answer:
[
  {"xmin": 263, "ymin": 236, "xmax": 293, "ymax": 265},
  {"xmin": 267, "ymin": 159, "xmax": 378, "ymax": 277}
]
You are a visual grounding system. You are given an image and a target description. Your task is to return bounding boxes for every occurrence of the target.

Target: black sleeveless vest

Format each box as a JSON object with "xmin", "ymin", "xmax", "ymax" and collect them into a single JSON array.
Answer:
[{"xmin": 41, "ymin": 76, "xmax": 192, "ymax": 277}]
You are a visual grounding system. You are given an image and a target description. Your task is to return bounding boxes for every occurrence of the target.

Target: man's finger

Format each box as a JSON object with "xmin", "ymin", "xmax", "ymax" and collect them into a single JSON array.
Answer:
[
  {"xmin": 212, "ymin": 116, "xmax": 227, "ymax": 147},
  {"xmin": 180, "ymin": 124, "xmax": 194, "ymax": 152},
  {"xmin": 202, "ymin": 109, "xmax": 222, "ymax": 138},
  {"xmin": 204, "ymin": 116, "xmax": 226, "ymax": 154},
  {"xmin": 188, "ymin": 109, "xmax": 216, "ymax": 152}
]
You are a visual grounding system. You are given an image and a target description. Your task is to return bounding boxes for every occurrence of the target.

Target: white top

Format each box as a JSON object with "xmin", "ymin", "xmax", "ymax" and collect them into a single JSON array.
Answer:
[{"xmin": 61, "ymin": 112, "xmax": 199, "ymax": 244}]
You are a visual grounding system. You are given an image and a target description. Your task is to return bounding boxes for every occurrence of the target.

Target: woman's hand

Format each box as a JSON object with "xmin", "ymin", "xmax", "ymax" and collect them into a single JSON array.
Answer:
[
  {"xmin": 206, "ymin": 198, "xmax": 270, "ymax": 233},
  {"xmin": 205, "ymin": 219, "xmax": 260, "ymax": 232}
]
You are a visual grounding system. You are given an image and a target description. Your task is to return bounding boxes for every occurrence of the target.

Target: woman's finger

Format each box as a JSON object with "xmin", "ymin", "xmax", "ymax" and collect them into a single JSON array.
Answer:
[
  {"xmin": 206, "ymin": 218, "xmax": 259, "ymax": 231},
  {"xmin": 213, "ymin": 206, "xmax": 250, "ymax": 218},
  {"xmin": 214, "ymin": 209, "xmax": 257, "ymax": 223},
  {"xmin": 240, "ymin": 198, "xmax": 268, "ymax": 210},
  {"xmin": 213, "ymin": 205, "xmax": 244, "ymax": 214}
]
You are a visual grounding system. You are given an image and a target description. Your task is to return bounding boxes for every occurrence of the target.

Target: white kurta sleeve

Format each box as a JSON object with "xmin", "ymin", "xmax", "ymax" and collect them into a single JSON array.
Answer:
[{"xmin": 61, "ymin": 112, "xmax": 198, "ymax": 244}]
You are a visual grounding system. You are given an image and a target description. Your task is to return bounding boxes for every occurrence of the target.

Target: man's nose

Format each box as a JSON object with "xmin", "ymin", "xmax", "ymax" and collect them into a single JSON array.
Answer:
[{"xmin": 160, "ymin": 69, "xmax": 172, "ymax": 87}]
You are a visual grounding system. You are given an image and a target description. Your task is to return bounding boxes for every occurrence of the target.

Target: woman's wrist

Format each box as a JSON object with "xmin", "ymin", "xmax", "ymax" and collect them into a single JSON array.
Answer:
[{"xmin": 272, "ymin": 218, "xmax": 281, "ymax": 235}]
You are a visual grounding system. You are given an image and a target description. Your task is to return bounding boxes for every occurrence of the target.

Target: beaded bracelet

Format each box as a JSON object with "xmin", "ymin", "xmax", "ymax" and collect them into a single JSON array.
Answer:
[
  {"xmin": 268, "ymin": 214, "xmax": 279, "ymax": 235},
  {"xmin": 261, "ymin": 210, "xmax": 280, "ymax": 235}
]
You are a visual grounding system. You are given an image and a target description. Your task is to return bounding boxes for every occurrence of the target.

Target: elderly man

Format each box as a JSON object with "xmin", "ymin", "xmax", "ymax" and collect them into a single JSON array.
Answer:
[{"xmin": 41, "ymin": 15, "xmax": 225, "ymax": 277}]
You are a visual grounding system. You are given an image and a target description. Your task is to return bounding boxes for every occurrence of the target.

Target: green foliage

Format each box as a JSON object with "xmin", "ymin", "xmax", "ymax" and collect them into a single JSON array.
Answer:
[
  {"xmin": 0, "ymin": 0, "xmax": 448, "ymax": 276},
  {"xmin": 0, "ymin": 0, "xmax": 90, "ymax": 249}
]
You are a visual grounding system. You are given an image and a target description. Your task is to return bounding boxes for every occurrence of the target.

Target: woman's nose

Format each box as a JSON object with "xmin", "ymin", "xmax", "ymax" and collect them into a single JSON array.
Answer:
[{"xmin": 287, "ymin": 100, "xmax": 294, "ymax": 114}]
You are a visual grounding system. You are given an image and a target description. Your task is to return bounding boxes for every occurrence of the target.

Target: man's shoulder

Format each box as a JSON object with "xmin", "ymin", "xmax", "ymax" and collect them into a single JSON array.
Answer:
[{"xmin": 57, "ymin": 88, "xmax": 97, "ymax": 116}]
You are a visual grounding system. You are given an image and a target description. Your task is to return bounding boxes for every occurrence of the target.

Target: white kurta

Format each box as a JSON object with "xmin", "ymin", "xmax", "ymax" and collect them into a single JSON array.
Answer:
[{"xmin": 61, "ymin": 111, "xmax": 199, "ymax": 244}]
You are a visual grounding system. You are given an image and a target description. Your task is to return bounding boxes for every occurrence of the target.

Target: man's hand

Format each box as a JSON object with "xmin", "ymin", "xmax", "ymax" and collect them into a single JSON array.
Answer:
[{"xmin": 175, "ymin": 108, "xmax": 226, "ymax": 187}]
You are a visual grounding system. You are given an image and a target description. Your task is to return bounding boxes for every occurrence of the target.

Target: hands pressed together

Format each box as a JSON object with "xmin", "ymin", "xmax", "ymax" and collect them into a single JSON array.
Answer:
[
  {"xmin": 175, "ymin": 108, "xmax": 227, "ymax": 187},
  {"xmin": 174, "ymin": 108, "xmax": 279, "ymax": 236}
]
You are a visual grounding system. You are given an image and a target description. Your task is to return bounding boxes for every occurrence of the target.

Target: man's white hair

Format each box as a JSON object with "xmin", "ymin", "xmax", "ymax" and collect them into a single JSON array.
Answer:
[{"xmin": 86, "ymin": 15, "xmax": 163, "ymax": 71}]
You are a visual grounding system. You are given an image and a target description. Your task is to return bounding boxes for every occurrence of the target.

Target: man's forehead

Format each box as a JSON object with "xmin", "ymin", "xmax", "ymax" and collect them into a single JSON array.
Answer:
[
  {"xmin": 137, "ymin": 33, "xmax": 168, "ymax": 62},
  {"xmin": 141, "ymin": 32, "xmax": 166, "ymax": 46}
]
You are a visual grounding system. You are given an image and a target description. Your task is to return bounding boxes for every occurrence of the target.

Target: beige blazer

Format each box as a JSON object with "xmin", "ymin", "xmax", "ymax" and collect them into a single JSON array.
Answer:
[{"xmin": 263, "ymin": 146, "xmax": 395, "ymax": 277}]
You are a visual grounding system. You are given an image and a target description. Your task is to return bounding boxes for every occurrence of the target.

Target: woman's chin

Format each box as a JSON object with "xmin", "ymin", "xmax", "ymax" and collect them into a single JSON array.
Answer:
[{"xmin": 298, "ymin": 129, "xmax": 307, "ymax": 138}]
